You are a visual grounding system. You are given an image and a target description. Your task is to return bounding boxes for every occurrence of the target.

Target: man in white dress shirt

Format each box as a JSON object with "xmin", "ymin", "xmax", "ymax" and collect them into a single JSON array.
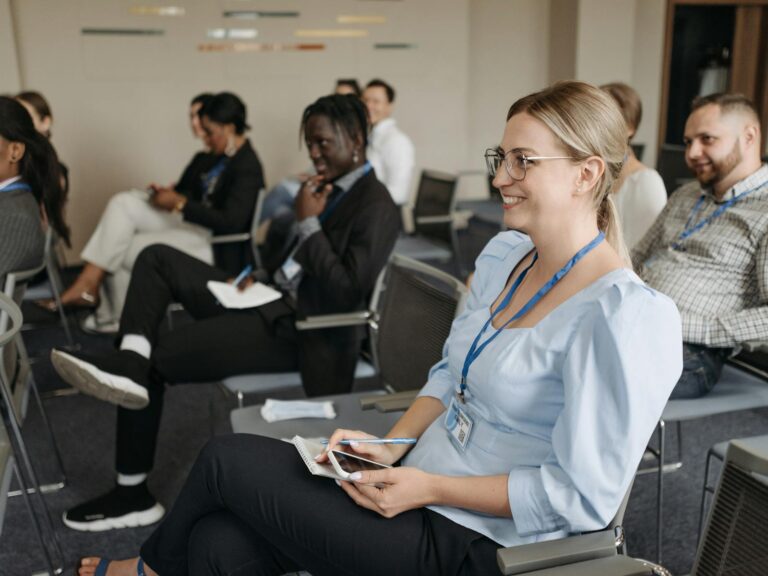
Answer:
[{"xmin": 362, "ymin": 79, "xmax": 415, "ymax": 208}]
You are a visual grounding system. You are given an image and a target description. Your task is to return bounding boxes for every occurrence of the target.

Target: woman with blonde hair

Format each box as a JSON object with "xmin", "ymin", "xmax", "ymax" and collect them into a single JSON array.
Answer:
[
  {"xmin": 601, "ymin": 82, "xmax": 667, "ymax": 248},
  {"xmin": 77, "ymin": 81, "xmax": 682, "ymax": 576}
]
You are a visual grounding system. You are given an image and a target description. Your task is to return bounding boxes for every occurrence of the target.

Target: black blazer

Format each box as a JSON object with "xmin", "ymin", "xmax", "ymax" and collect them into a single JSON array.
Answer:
[
  {"xmin": 257, "ymin": 168, "xmax": 400, "ymax": 394},
  {"xmin": 176, "ymin": 151, "xmax": 217, "ymax": 200},
  {"xmin": 181, "ymin": 140, "xmax": 265, "ymax": 274}
]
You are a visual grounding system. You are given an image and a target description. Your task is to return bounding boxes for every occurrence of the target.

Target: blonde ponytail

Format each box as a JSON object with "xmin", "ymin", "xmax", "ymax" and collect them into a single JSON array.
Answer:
[{"xmin": 598, "ymin": 194, "xmax": 632, "ymax": 268}]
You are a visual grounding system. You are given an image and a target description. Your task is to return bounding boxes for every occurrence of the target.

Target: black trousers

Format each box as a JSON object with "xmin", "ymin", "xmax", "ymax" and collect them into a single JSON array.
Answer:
[
  {"xmin": 141, "ymin": 435, "xmax": 500, "ymax": 576},
  {"xmin": 116, "ymin": 245, "xmax": 359, "ymax": 474}
]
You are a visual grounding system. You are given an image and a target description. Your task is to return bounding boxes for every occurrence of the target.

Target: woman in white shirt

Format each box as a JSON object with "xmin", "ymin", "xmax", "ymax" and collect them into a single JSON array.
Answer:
[
  {"xmin": 77, "ymin": 81, "xmax": 682, "ymax": 576},
  {"xmin": 601, "ymin": 82, "xmax": 667, "ymax": 249}
]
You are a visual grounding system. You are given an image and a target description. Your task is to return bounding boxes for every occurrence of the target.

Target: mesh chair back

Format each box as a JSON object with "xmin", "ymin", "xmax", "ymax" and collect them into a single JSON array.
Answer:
[
  {"xmin": 373, "ymin": 255, "xmax": 466, "ymax": 393},
  {"xmin": 694, "ymin": 438, "xmax": 768, "ymax": 576},
  {"xmin": 413, "ymin": 170, "xmax": 458, "ymax": 245}
]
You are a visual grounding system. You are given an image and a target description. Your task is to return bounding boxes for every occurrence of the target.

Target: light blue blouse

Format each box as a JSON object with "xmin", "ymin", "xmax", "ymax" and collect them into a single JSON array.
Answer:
[{"xmin": 403, "ymin": 231, "xmax": 683, "ymax": 547}]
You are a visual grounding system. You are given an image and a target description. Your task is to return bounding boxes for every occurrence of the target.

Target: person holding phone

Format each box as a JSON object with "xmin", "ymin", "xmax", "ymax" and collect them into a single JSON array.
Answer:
[
  {"xmin": 40, "ymin": 92, "xmax": 265, "ymax": 333},
  {"xmin": 51, "ymin": 94, "xmax": 400, "ymax": 533},
  {"xmin": 75, "ymin": 82, "xmax": 682, "ymax": 576}
]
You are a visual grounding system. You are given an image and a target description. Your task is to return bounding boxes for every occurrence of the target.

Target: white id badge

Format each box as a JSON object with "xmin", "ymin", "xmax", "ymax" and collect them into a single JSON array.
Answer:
[
  {"xmin": 280, "ymin": 256, "xmax": 302, "ymax": 281},
  {"xmin": 445, "ymin": 397, "xmax": 474, "ymax": 452}
]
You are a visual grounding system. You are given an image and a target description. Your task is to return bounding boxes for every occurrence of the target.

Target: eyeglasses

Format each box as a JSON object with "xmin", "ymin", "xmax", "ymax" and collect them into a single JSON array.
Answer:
[{"xmin": 484, "ymin": 148, "xmax": 574, "ymax": 181}]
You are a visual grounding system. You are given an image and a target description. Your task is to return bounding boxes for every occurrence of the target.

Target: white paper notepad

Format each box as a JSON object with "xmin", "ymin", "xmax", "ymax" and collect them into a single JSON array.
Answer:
[{"xmin": 206, "ymin": 280, "xmax": 282, "ymax": 309}]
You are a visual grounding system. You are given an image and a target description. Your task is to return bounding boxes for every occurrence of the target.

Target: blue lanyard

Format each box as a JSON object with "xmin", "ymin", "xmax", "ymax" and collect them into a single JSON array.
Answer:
[
  {"xmin": 672, "ymin": 182, "xmax": 768, "ymax": 250},
  {"xmin": 201, "ymin": 157, "xmax": 229, "ymax": 200},
  {"xmin": 319, "ymin": 162, "xmax": 371, "ymax": 224},
  {"xmin": 458, "ymin": 231, "xmax": 605, "ymax": 401},
  {"xmin": 0, "ymin": 181, "xmax": 31, "ymax": 193}
]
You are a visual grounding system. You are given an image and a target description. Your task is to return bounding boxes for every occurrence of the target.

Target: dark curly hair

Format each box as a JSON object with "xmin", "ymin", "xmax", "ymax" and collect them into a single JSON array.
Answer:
[{"xmin": 300, "ymin": 94, "xmax": 369, "ymax": 149}]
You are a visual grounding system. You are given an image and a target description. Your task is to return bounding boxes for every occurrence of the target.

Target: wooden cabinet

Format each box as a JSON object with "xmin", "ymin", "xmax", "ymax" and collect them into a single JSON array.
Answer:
[{"xmin": 658, "ymin": 0, "xmax": 768, "ymax": 156}]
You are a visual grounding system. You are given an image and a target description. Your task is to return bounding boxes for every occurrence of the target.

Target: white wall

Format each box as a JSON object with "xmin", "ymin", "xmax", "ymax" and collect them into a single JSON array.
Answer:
[
  {"xmin": 464, "ymin": 0, "xmax": 551, "ymax": 198},
  {"xmin": 11, "ymin": 0, "xmax": 469, "ymax": 258},
  {"xmin": 6, "ymin": 0, "xmax": 667, "ymax": 258},
  {"xmin": 0, "ymin": 0, "xmax": 21, "ymax": 94},
  {"xmin": 574, "ymin": 0, "xmax": 665, "ymax": 167}
]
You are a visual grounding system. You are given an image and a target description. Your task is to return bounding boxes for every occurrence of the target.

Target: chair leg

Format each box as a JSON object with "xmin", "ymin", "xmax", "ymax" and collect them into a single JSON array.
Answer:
[
  {"xmin": 29, "ymin": 377, "xmax": 67, "ymax": 489},
  {"xmin": 11, "ymin": 461, "xmax": 61, "ymax": 575},
  {"xmin": 45, "ymin": 255, "xmax": 77, "ymax": 351},
  {"xmin": 1, "ymin": 384, "xmax": 64, "ymax": 571},
  {"xmin": 697, "ymin": 448, "xmax": 724, "ymax": 545},
  {"xmin": 656, "ymin": 419, "xmax": 666, "ymax": 564}
]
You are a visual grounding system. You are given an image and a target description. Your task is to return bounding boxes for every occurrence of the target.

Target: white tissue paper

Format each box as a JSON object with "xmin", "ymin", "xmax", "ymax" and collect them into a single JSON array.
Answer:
[{"xmin": 260, "ymin": 399, "xmax": 336, "ymax": 423}]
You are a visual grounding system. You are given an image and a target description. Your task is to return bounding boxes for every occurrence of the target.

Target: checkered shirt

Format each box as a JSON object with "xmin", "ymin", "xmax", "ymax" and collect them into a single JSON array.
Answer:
[{"xmin": 632, "ymin": 164, "xmax": 768, "ymax": 349}]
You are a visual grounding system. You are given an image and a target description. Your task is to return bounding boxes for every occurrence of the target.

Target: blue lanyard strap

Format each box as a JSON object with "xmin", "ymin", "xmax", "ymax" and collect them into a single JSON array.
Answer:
[
  {"xmin": 0, "ymin": 181, "xmax": 31, "ymax": 193},
  {"xmin": 458, "ymin": 231, "xmax": 605, "ymax": 400},
  {"xmin": 673, "ymin": 182, "xmax": 768, "ymax": 250},
  {"xmin": 201, "ymin": 157, "xmax": 229, "ymax": 199}
]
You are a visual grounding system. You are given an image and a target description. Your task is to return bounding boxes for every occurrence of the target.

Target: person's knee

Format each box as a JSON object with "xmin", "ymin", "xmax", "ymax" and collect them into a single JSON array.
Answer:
[
  {"xmin": 188, "ymin": 512, "xmax": 261, "ymax": 576},
  {"xmin": 134, "ymin": 244, "xmax": 178, "ymax": 272}
]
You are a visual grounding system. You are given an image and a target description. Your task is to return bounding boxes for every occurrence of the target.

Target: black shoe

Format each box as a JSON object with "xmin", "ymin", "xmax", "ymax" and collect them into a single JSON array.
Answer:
[
  {"xmin": 63, "ymin": 483, "xmax": 165, "ymax": 532},
  {"xmin": 50, "ymin": 348, "xmax": 150, "ymax": 410}
]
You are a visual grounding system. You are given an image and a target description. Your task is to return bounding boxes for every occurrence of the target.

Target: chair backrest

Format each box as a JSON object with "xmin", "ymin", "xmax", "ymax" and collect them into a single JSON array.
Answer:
[
  {"xmin": 1, "ymin": 268, "xmax": 38, "ymax": 424},
  {"xmin": 371, "ymin": 254, "xmax": 467, "ymax": 393},
  {"xmin": 656, "ymin": 144, "xmax": 691, "ymax": 196},
  {"xmin": 0, "ymin": 293, "xmax": 20, "ymax": 538},
  {"xmin": 694, "ymin": 436, "xmax": 768, "ymax": 575},
  {"xmin": 249, "ymin": 188, "xmax": 266, "ymax": 270},
  {"xmin": 412, "ymin": 170, "xmax": 458, "ymax": 244}
]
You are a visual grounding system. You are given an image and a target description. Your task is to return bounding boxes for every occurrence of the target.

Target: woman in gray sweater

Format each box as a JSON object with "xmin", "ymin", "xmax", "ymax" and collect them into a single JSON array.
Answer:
[{"xmin": 0, "ymin": 96, "xmax": 68, "ymax": 284}]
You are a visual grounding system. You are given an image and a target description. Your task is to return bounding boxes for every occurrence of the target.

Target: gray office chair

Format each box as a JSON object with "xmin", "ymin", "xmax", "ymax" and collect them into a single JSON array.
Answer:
[
  {"xmin": 496, "ymin": 482, "xmax": 635, "ymax": 575},
  {"xmin": 0, "ymin": 292, "xmax": 63, "ymax": 574},
  {"xmin": 527, "ymin": 436, "xmax": 768, "ymax": 575},
  {"xmin": 2, "ymin": 264, "xmax": 67, "ymax": 494},
  {"xmin": 20, "ymin": 228, "xmax": 77, "ymax": 350},
  {"xmin": 395, "ymin": 170, "xmax": 463, "ymax": 273},
  {"xmin": 230, "ymin": 254, "xmax": 467, "ymax": 438},
  {"xmin": 210, "ymin": 187, "xmax": 266, "ymax": 271},
  {"xmin": 645, "ymin": 360, "xmax": 768, "ymax": 563}
]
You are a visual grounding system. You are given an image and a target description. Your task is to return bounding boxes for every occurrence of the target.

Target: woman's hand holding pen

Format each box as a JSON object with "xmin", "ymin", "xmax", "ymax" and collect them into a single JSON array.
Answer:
[
  {"xmin": 318, "ymin": 428, "xmax": 409, "ymax": 466},
  {"xmin": 340, "ymin": 466, "xmax": 437, "ymax": 519},
  {"xmin": 295, "ymin": 175, "xmax": 332, "ymax": 220}
]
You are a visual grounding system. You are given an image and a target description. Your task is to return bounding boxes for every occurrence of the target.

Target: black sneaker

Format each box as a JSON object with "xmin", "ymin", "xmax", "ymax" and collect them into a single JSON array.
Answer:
[
  {"xmin": 50, "ymin": 349, "xmax": 150, "ymax": 410},
  {"xmin": 63, "ymin": 483, "xmax": 165, "ymax": 532}
]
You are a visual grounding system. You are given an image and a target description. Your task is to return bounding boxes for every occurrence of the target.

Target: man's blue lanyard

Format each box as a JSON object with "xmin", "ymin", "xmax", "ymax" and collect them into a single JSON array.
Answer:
[
  {"xmin": 458, "ymin": 231, "xmax": 606, "ymax": 401},
  {"xmin": 0, "ymin": 181, "xmax": 31, "ymax": 193},
  {"xmin": 672, "ymin": 182, "xmax": 768, "ymax": 250},
  {"xmin": 318, "ymin": 162, "xmax": 371, "ymax": 224},
  {"xmin": 201, "ymin": 157, "xmax": 229, "ymax": 200}
]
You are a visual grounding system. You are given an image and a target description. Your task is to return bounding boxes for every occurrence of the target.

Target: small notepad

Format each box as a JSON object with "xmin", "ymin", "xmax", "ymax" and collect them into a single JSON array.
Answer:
[
  {"xmin": 206, "ymin": 280, "xmax": 282, "ymax": 309},
  {"xmin": 293, "ymin": 435, "xmax": 345, "ymax": 481}
]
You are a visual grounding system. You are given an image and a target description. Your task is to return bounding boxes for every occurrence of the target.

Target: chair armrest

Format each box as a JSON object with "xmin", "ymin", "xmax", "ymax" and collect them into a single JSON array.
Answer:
[
  {"xmin": 415, "ymin": 215, "xmax": 454, "ymax": 225},
  {"xmin": 210, "ymin": 232, "xmax": 251, "ymax": 245},
  {"xmin": 295, "ymin": 311, "xmax": 371, "ymax": 331},
  {"xmin": 503, "ymin": 555, "xmax": 659, "ymax": 576},
  {"xmin": 497, "ymin": 531, "xmax": 619, "ymax": 575},
  {"xmin": 373, "ymin": 392, "xmax": 419, "ymax": 413},
  {"xmin": 359, "ymin": 390, "xmax": 419, "ymax": 411}
]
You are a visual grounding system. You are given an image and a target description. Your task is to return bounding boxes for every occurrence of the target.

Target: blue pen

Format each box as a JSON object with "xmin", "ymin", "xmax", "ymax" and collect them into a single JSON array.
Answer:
[
  {"xmin": 321, "ymin": 438, "xmax": 417, "ymax": 445},
  {"xmin": 233, "ymin": 264, "xmax": 253, "ymax": 288}
]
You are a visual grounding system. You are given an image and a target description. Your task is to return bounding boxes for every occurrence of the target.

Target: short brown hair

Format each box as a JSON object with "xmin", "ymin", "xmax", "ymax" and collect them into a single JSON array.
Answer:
[
  {"xmin": 691, "ymin": 92, "xmax": 759, "ymax": 123},
  {"xmin": 600, "ymin": 82, "xmax": 642, "ymax": 136}
]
